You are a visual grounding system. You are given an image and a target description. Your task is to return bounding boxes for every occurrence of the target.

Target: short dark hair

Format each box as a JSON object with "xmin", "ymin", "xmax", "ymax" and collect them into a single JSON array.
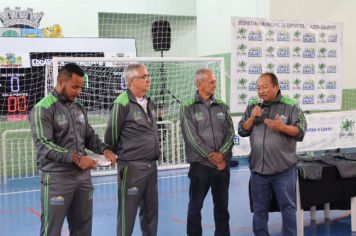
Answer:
[
  {"xmin": 259, "ymin": 72, "xmax": 279, "ymax": 86},
  {"xmin": 57, "ymin": 63, "xmax": 85, "ymax": 80}
]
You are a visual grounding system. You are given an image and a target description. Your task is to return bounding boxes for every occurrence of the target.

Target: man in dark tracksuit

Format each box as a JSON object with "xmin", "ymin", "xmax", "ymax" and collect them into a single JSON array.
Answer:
[
  {"xmin": 238, "ymin": 73, "xmax": 307, "ymax": 236},
  {"xmin": 105, "ymin": 63, "xmax": 160, "ymax": 236},
  {"xmin": 29, "ymin": 63, "xmax": 117, "ymax": 236},
  {"xmin": 180, "ymin": 68, "xmax": 234, "ymax": 236}
]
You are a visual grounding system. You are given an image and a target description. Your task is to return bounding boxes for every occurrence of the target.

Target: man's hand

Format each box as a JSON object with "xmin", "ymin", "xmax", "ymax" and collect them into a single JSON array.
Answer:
[
  {"xmin": 103, "ymin": 149, "xmax": 117, "ymax": 165},
  {"xmin": 215, "ymin": 160, "xmax": 227, "ymax": 170},
  {"xmin": 75, "ymin": 155, "xmax": 97, "ymax": 170},
  {"xmin": 243, "ymin": 105, "xmax": 263, "ymax": 130},
  {"xmin": 208, "ymin": 152, "xmax": 226, "ymax": 170},
  {"xmin": 264, "ymin": 114, "xmax": 285, "ymax": 132},
  {"xmin": 265, "ymin": 114, "xmax": 301, "ymax": 137},
  {"xmin": 251, "ymin": 105, "xmax": 263, "ymax": 119},
  {"xmin": 208, "ymin": 152, "xmax": 224, "ymax": 164}
]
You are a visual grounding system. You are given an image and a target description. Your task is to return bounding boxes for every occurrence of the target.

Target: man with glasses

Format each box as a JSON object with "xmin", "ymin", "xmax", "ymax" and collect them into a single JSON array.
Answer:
[
  {"xmin": 105, "ymin": 63, "xmax": 160, "ymax": 236},
  {"xmin": 29, "ymin": 63, "xmax": 117, "ymax": 236}
]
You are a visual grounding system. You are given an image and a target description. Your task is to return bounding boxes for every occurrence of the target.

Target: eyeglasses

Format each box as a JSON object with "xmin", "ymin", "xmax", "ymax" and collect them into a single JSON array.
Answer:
[{"xmin": 132, "ymin": 74, "xmax": 150, "ymax": 80}]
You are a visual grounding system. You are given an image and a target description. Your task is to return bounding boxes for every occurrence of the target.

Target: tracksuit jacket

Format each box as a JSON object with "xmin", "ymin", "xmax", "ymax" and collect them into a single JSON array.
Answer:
[
  {"xmin": 238, "ymin": 91, "xmax": 307, "ymax": 175},
  {"xmin": 180, "ymin": 92, "xmax": 235, "ymax": 168},
  {"xmin": 104, "ymin": 89, "xmax": 160, "ymax": 236},
  {"xmin": 29, "ymin": 90, "xmax": 108, "ymax": 172},
  {"xmin": 298, "ymin": 153, "xmax": 356, "ymax": 180},
  {"xmin": 104, "ymin": 89, "xmax": 160, "ymax": 161}
]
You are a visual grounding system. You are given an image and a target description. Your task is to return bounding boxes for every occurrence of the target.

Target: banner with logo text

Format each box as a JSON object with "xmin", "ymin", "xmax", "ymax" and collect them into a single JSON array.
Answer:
[
  {"xmin": 231, "ymin": 17, "xmax": 343, "ymax": 113},
  {"xmin": 232, "ymin": 111, "xmax": 356, "ymax": 156}
]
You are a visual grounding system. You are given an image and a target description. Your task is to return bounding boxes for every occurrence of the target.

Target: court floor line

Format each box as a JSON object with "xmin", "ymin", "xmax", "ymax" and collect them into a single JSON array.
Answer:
[
  {"xmin": 27, "ymin": 208, "xmax": 41, "ymax": 217},
  {"xmin": 0, "ymin": 168, "xmax": 248, "ymax": 197}
]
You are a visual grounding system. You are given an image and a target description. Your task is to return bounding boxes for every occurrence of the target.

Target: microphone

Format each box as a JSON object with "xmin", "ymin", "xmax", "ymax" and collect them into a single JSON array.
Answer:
[{"xmin": 254, "ymin": 100, "xmax": 266, "ymax": 125}]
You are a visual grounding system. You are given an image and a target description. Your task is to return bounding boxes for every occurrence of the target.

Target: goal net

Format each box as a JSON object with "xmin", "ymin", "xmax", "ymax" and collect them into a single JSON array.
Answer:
[
  {"xmin": 0, "ymin": 56, "xmax": 225, "ymax": 182},
  {"xmin": 47, "ymin": 57, "xmax": 225, "ymax": 171}
]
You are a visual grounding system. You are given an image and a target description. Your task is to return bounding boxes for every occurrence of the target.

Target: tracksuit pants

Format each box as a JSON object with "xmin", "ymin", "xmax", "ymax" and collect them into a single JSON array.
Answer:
[
  {"xmin": 117, "ymin": 161, "xmax": 158, "ymax": 236},
  {"xmin": 40, "ymin": 170, "xmax": 93, "ymax": 236},
  {"xmin": 187, "ymin": 162, "xmax": 230, "ymax": 236},
  {"xmin": 250, "ymin": 166, "xmax": 297, "ymax": 236}
]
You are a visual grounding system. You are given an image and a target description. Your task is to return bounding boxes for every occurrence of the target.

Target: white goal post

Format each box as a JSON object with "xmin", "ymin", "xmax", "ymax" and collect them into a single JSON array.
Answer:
[
  {"xmin": 45, "ymin": 56, "xmax": 226, "ymax": 173},
  {"xmin": 1, "ymin": 56, "xmax": 226, "ymax": 183},
  {"xmin": 50, "ymin": 57, "xmax": 225, "ymax": 101}
]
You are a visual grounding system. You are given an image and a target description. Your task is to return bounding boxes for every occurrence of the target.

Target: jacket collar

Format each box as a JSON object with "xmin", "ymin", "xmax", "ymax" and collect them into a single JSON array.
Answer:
[
  {"xmin": 194, "ymin": 90, "xmax": 217, "ymax": 104},
  {"xmin": 273, "ymin": 89, "xmax": 283, "ymax": 103},
  {"xmin": 51, "ymin": 89, "xmax": 72, "ymax": 104},
  {"xmin": 126, "ymin": 88, "xmax": 149, "ymax": 103},
  {"xmin": 261, "ymin": 90, "xmax": 282, "ymax": 106}
]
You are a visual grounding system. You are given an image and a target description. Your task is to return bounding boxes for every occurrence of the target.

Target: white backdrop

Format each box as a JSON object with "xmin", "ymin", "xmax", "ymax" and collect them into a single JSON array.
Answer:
[
  {"xmin": 231, "ymin": 17, "xmax": 343, "ymax": 113},
  {"xmin": 0, "ymin": 37, "xmax": 137, "ymax": 68},
  {"xmin": 232, "ymin": 111, "xmax": 356, "ymax": 156}
]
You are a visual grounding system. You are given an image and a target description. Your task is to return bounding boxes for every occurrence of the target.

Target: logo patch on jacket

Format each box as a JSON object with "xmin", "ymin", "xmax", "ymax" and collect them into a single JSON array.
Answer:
[
  {"xmin": 217, "ymin": 112, "xmax": 225, "ymax": 120},
  {"xmin": 279, "ymin": 115, "xmax": 287, "ymax": 124},
  {"xmin": 50, "ymin": 195, "xmax": 65, "ymax": 205},
  {"xmin": 194, "ymin": 112, "xmax": 204, "ymax": 121},
  {"xmin": 127, "ymin": 186, "xmax": 139, "ymax": 195},
  {"xmin": 78, "ymin": 114, "xmax": 85, "ymax": 124},
  {"xmin": 133, "ymin": 111, "xmax": 143, "ymax": 121},
  {"xmin": 55, "ymin": 114, "xmax": 68, "ymax": 126},
  {"xmin": 151, "ymin": 110, "xmax": 156, "ymax": 117}
]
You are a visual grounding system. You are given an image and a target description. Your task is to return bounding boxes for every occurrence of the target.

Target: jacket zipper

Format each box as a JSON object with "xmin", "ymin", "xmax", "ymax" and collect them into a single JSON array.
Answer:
[
  {"xmin": 134, "ymin": 98, "xmax": 158, "ymax": 158},
  {"xmin": 65, "ymin": 104, "xmax": 79, "ymax": 154},
  {"xmin": 206, "ymin": 103, "xmax": 217, "ymax": 151},
  {"xmin": 146, "ymin": 98, "xmax": 158, "ymax": 158},
  {"xmin": 261, "ymin": 106, "xmax": 270, "ymax": 173},
  {"xmin": 135, "ymin": 99, "xmax": 151, "ymax": 124}
]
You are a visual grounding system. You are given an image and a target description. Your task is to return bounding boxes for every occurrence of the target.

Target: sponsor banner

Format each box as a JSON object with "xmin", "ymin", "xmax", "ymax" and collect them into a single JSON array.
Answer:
[
  {"xmin": 29, "ymin": 52, "xmax": 104, "ymax": 67},
  {"xmin": 231, "ymin": 116, "xmax": 251, "ymax": 156},
  {"xmin": 231, "ymin": 17, "xmax": 343, "ymax": 113},
  {"xmin": 232, "ymin": 111, "xmax": 356, "ymax": 156}
]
